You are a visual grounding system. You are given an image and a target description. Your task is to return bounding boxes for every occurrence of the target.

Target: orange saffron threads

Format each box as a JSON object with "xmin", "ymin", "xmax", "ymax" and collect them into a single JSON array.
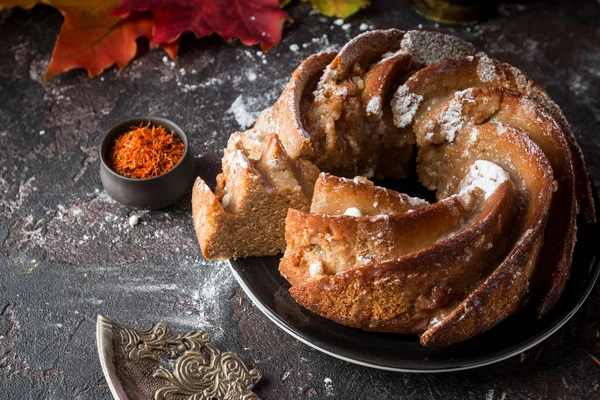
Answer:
[{"xmin": 108, "ymin": 123, "xmax": 185, "ymax": 179}]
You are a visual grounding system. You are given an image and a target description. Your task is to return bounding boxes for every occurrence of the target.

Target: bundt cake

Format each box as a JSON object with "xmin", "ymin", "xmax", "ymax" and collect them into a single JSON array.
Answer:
[{"xmin": 192, "ymin": 29, "xmax": 594, "ymax": 346}]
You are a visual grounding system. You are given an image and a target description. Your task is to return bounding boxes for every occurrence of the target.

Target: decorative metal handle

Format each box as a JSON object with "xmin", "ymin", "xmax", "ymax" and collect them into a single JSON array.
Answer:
[{"xmin": 96, "ymin": 314, "xmax": 262, "ymax": 400}]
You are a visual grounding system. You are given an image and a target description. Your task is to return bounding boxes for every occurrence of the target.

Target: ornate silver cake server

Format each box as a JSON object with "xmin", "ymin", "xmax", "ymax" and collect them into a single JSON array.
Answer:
[{"xmin": 96, "ymin": 314, "xmax": 262, "ymax": 400}]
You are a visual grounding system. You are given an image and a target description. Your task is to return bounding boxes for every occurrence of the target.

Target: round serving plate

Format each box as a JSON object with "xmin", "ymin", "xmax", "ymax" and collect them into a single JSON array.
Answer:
[{"xmin": 229, "ymin": 209, "xmax": 599, "ymax": 373}]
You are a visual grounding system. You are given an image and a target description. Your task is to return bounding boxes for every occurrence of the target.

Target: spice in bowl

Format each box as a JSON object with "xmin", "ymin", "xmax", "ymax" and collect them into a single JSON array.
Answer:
[{"xmin": 108, "ymin": 123, "xmax": 185, "ymax": 179}]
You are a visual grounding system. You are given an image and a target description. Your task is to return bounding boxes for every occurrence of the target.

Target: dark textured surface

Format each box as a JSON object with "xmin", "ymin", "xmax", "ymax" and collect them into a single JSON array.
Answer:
[{"xmin": 1, "ymin": 1, "xmax": 599, "ymax": 399}]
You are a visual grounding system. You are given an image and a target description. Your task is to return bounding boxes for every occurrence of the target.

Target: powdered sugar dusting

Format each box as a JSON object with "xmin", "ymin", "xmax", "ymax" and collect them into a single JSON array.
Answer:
[
  {"xmin": 232, "ymin": 149, "xmax": 250, "ymax": 169},
  {"xmin": 313, "ymin": 80, "xmax": 349, "ymax": 103},
  {"xmin": 508, "ymin": 64, "xmax": 531, "ymax": 93},
  {"xmin": 401, "ymin": 30, "xmax": 476, "ymax": 66},
  {"xmin": 309, "ymin": 261, "xmax": 324, "ymax": 277},
  {"xmin": 380, "ymin": 49, "xmax": 404, "ymax": 62},
  {"xmin": 495, "ymin": 122, "xmax": 509, "ymax": 135},
  {"xmin": 366, "ymin": 95, "xmax": 382, "ymax": 118},
  {"xmin": 434, "ymin": 89, "xmax": 476, "ymax": 143},
  {"xmin": 391, "ymin": 85, "xmax": 423, "ymax": 128},
  {"xmin": 460, "ymin": 160, "xmax": 509, "ymax": 199},
  {"xmin": 469, "ymin": 127, "xmax": 480, "ymax": 143},
  {"xmin": 422, "ymin": 89, "xmax": 477, "ymax": 144},
  {"xmin": 437, "ymin": 98, "xmax": 464, "ymax": 142},
  {"xmin": 344, "ymin": 207, "xmax": 363, "ymax": 217},
  {"xmin": 224, "ymin": 141, "xmax": 251, "ymax": 172},
  {"xmin": 477, "ymin": 53, "xmax": 498, "ymax": 83},
  {"xmin": 405, "ymin": 194, "xmax": 429, "ymax": 207},
  {"xmin": 221, "ymin": 193, "xmax": 231, "ymax": 209}
]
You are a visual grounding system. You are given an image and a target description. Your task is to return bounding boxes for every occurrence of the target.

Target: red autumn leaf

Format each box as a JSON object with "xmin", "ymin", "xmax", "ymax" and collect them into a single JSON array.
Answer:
[
  {"xmin": 1, "ymin": 0, "xmax": 289, "ymax": 79},
  {"xmin": 113, "ymin": 0, "xmax": 290, "ymax": 50}
]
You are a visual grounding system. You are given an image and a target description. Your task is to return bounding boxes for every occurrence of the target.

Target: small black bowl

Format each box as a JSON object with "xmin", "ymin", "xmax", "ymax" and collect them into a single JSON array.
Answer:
[{"xmin": 99, "ymin": 116, "xmax": 195, "ymax": 209}]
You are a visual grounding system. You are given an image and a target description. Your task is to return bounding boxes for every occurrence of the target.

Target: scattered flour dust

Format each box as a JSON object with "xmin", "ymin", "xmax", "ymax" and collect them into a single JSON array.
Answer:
[
  {"xmin": 324, "ymin": 378, "xmax": 335, "ymax": 397},
  {"xmin": 227, "ymin": 95, "xmax": 260, "ymax": 129},
  {"xmin": 245, "ymin": 69, "xmax": 257, "ymax": 82},
  {"xmin": 186, "ymin": 260, "xmax": 234, "ymax": 339},
  {"xmin": 1, "ymin": 176, "xmax": 37, "ymax": 217},
  {"xmin": 302, "ymin": 34, "xmax": 339, "ymax": 52},
  {"xmin": 226, "ymin": 93, "xmax": 281, "ymax": 130}
]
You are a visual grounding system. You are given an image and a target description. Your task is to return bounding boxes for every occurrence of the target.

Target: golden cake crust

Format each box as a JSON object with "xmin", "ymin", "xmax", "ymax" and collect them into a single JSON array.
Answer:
[{"xmin": 192, "ymin": 29, "xmax": 594, "ymax": 346}]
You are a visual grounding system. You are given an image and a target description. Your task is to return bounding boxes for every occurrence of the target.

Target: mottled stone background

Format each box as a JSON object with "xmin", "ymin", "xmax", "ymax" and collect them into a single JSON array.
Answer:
[{"xmin": 1, "ymin": 1, "xmax": 599, "ymax": 399}]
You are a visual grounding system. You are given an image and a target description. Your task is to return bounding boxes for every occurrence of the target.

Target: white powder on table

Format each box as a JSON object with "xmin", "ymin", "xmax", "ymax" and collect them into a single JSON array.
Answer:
[{"xmin": 226, "ymin": 95, "xmax": 258, "ymax": 129}]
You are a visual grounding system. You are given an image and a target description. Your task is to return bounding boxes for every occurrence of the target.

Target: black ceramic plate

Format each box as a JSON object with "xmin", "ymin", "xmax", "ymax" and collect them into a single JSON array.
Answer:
[{"xmin": 229, "ymin": 215, "xmax": 599, "ymax": 372}]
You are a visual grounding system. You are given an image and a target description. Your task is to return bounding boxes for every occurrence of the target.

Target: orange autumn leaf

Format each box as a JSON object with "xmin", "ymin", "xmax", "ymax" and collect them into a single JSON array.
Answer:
[
  {"xmin": 113, "ymin": 0, "xmax": 290, "ymax": 51},
  {"xmin": 0, "ymin": 0, "xmax": 353, "ymax": 79},
  {"xmin": 46, "ymin": 10, "xmax": 154, "ymax": 80},
  {"xmin": 0, "ymin": 0, "xmax": 167, "ymax": 79},
  {"xmin": 161, "ymin": 39, "xmax": 179, "ymax": 60}
]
